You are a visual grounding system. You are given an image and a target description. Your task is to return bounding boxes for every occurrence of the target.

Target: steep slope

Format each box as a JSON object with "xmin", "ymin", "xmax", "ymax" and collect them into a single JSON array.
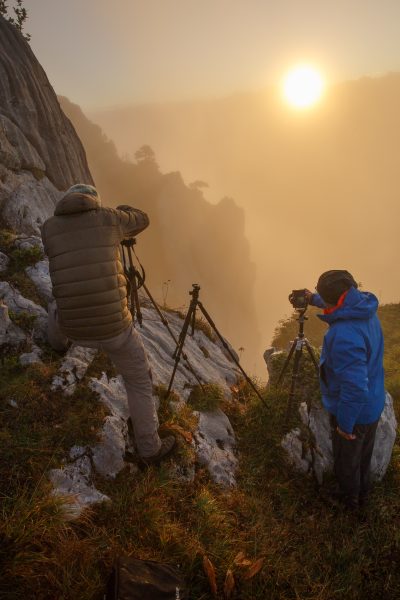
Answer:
[
  {"xmin": 0, "ymin": 13, "xmax": 243, "ymax": 519},
  {"xmin": 0, "ymin": 16, "xmax": 93, "ymax": 236}
]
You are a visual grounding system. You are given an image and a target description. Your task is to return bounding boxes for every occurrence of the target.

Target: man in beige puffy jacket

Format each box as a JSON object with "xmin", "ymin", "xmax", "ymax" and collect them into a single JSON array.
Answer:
[{"xmin": 41, "ymin": 184, "xmax": 175, "ymax": 463}]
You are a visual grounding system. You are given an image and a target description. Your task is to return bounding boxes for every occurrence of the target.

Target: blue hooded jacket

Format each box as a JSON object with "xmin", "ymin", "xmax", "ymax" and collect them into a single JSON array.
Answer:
[{"xmin": 310, "ymin": 287, "xmax": 385, "ymax": 433}]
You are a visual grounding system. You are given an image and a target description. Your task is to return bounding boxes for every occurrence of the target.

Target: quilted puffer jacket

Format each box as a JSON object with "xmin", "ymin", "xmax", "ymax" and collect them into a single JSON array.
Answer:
[{"xmin": 41, "ymin": 192, "xmax": 149, "ymax": 340}]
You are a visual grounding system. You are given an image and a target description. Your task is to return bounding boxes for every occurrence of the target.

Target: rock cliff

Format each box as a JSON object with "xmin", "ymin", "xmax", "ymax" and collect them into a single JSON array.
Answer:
[{"xmin": 0, "ymin": 16, "xmax": 93, "ymax": 235}]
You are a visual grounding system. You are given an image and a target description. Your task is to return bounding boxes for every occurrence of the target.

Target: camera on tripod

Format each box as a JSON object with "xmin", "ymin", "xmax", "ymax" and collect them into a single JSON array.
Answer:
[{"xmin": 289, "ymin": 289, "xmax": 309, "ymax": 310}]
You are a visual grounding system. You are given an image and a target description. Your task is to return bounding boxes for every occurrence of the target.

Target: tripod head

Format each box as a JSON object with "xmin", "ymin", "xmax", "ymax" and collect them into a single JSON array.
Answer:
[
  {"xmin": 189, "ymin": 283, "xmax": 201, "ymax": 301},
  {"xmin": 121, "ymin": 237, "xmax": 137, "ymax": 248}
]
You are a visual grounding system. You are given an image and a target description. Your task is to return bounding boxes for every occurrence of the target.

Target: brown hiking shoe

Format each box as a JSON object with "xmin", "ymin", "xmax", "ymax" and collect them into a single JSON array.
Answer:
[{"xmin": 139, "ymin": 435, "xmax": 176, "ymax": 466}]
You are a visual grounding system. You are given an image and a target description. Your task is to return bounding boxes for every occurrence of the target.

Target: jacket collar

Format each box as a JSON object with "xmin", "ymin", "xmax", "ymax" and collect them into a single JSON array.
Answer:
[
  {"xmin": 318, "ymin": 286, "xmax": 379, "ymax": 324},
  {"xmin": 54, "ymin": 192, "xmax": 101, "ymax": 216}
]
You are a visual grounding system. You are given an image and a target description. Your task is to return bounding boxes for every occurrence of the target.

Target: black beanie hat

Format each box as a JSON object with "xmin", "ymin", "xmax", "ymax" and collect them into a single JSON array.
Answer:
[{"xmin": 316, "ymin": 270, "xmax": 358, "ymax": 305}]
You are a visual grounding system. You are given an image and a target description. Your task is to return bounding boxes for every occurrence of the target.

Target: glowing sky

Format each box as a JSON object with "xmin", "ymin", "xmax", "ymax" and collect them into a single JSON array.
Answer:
[{"xmin": 22, "ymin": 0, "xmax": 400, "ymax": 109}]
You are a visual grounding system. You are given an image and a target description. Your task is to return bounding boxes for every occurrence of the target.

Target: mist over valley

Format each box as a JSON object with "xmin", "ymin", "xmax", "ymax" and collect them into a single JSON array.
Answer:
[{"xmin": 87, "ymin": 75, "xmax": 400, "ymax": 370}]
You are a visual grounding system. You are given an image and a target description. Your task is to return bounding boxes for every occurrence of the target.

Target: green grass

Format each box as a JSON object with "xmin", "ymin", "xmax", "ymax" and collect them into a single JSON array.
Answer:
[
  {"xmin": 188, "ymin": 383, "xmax": 225, "ymax": 412},
  {"xmin": 1, "ymin": 302, "xmax": 400, "ymax": 598},
  {"xmin": 2, "ymin": 377, "xmax": 400, "ymax": 599},
  {"xmin": 0, "ymin": 229, "xmax": 46, "ymax": 307}
]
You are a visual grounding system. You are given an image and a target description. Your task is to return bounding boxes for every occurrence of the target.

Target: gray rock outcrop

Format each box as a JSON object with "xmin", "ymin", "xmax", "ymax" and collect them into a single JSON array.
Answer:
[
  {"xmin": 49, "ymin": 447, "xmax": 110, "ymax": 519},
  {"xmin": 51, "ymin": 345, "xmax": 98, "ymax": 396},
  {"xmin": 0, "ymin": 281, "xmax": 47, "ymax": 339},
  {"xmin": 0, "ymin": 16, "xmax": 93, "ymax": 191},
  {"xmin": 0, "ymin": 299, "xmax": 25, "ymax": 346},
  {"xmin": 19, "ymin": 343, "xmax": 43, "ymax": 366},
  {"xmin": 281, "ymin": 392, "xmax": 397, "ymax": 484},
  {"xmin": 194, "ymin": 408, "xmax": 238, "ymax": 487},
  {"xmin": 1, "ymin": 170, "xmax": 60, "ymax": 235},
  {"xmin": 49, "ymin": 305, "xmax": 240, "ymax": 515},
  {"xmin": 0, "ymin": 251, "xmax": 9, "ymax": 272},
  {"xmin": 25, "ymin": 258, "xmax": 53, "ymax": 302}
]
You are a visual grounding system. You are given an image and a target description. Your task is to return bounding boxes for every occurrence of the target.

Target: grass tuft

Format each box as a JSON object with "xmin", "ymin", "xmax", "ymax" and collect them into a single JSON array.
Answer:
[{"xmin": 188, "ymin": 383, "xmax": 225, "ymax": 412}]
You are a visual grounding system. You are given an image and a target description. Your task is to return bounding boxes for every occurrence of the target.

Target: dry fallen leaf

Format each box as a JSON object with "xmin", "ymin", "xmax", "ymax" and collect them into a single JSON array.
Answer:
[
  {"xmin": 243, "ymin": 557, "xmax": 265, "ymax": 580},
  {"xmin": 234, "ymin": 551, "xmax": 252, "ymax": 567},
  {"xmin": 203, "ymin": 555, "xmax": 218, "ymax": 597},
  {"xmin": 224, "ymin": 568, "xmax": 235, "ymax": 599}
]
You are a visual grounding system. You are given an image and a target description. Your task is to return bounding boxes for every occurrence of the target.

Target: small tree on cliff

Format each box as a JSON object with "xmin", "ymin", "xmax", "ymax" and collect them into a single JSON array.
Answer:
[{"xmin": 0, "ymin": 0, "xmax": 31, "ymax": 41}]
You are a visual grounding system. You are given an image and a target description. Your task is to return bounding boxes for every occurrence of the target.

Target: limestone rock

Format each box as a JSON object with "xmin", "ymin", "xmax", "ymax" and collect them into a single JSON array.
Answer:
[
  {"xmin": 49, "ymin": 304, "xmax": 241, "ymax": 513},
  {"xmin": 89, "ymin": 373, "xmax": 129, "ymax": 420},
  {"xmin": 49, "ymin": 452, "xmax": 109, "ymax": 519},
  {"xmin": 194, "ymin": 408, "xmax": 238, "ymax": 487},
  {"xmin": 26, "ymin": 258, "xmax": 53, "ymax": 303},
  {"xmin": 0, "ymin": 113, "xmax": 45, "ymax": 173},
  {"xmin": 263, "ymin": 347, "xmax": 286, "ymax": 379},
  {"xmin": 0, "ymin": 18, "xmax": 93, "ymax": 190},
  {"xmin": 0, "ymin": 300, "xmax": 25, "ymax": 346},
  {"xmin": 371, "ymin": 394, "xmax": 398, "ymax": 479},
  {"xmin": 1, "ymin": 170, "xmax": 60, "ymax": 235},
  {"xmin": 139, "ymin": 307, "xmax": 239, "ymax": 399},
  {"xmin": 51, "ymin": 344, "xmax": 97, "ymax": 396},
  {"xmin": 0, "ymin": 251, "xmax": 9, "ymax": 272},
  {"xmin": 19, "ymin": 343, "xmax": 43, "ymax": 366},
  {"xmin": 14, "ymin": 234, "xmax": 44, "ymax": 252},
  {"xmin": 0, "ymin": 281, "xmax": 46, "ymax": 339},
  {"xmin": 281, "ymin": 392, "xmax": 397, "ymax": 484},
  {"xmin": 281, "ymin": 427, "xmax": 311, "ymax": 474},
  {"xmin": 91, "ymin": 416, "xmax": 128, "ymax": 479}
]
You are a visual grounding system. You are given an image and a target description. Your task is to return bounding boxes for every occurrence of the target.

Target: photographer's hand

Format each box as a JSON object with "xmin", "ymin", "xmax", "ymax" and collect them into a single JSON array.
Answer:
[
  {"xmin": 304, "ymin": 289, "xmax": 313, "ymax": 302},
  {"xmin": 336, "ymin": 426, "xmax": 356, "ymax": 441}
]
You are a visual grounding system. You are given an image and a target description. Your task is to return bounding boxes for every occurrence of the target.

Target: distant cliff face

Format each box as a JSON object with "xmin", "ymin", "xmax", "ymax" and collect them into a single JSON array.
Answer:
[
  {"xmin": 60, "ymin": 96, "xmax": 261, "ymax": 367},
  {"xmin": 0, "ymin": 17, "xmax": 93, "ymax": 234}
]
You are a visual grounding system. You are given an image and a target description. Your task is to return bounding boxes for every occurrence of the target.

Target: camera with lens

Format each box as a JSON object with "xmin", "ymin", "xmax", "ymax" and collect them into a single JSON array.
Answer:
[{"xmin": 289, "ymin": 289, "xmax": 309, "ymax": 310}]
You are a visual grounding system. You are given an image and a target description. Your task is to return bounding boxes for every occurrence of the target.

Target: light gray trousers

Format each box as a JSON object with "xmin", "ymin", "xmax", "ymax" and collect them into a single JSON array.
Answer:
[{"xmin": 48, "ymin": 301, "xmax": 161, "ymax": 457}]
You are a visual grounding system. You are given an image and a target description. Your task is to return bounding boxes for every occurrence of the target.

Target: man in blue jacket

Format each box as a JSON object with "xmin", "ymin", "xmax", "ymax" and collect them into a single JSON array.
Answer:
[{"xmin": 307, "ymin": 270, "xmax": 385, "ymax": 509}]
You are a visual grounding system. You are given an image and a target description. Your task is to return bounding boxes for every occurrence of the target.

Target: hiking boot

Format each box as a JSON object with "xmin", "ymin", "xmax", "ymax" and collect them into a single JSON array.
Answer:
[
  {"xmin": 139, "ymin": 435, "xmax": 176, "ymax": 466},
  {"xmin": 322, "ymin": 485, "xmax": 359, "ymax": 511},
  {"xmin": 359, "ymin": 492, "xmax": 370, "ymax": 508},
  {"xmin": 342, "ymin": 495, "xmax": 359, "ymax": 511}
]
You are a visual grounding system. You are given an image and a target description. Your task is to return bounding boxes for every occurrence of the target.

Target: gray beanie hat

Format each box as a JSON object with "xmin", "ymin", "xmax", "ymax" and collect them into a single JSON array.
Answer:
[
  {"xmin": 65, "ymin": 184, "xmax": 100, "ymax": 203},
  {"xmin": 316, "ymin": 270, "xmax": 358, "ymax": 305}
]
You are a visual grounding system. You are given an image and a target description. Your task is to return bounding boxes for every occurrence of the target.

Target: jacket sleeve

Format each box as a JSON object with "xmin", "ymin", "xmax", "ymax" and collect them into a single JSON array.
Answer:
[
  {"xmin": 331, "ymin": 330, "xmax": 369, "ymax": 434},
  {"xmin": 114, "ymin": 205, "xmax": 150, "ymax": 239},
  {"xmin": 310, "ymin": 293, "xmax": 326, "ymax": 308}
]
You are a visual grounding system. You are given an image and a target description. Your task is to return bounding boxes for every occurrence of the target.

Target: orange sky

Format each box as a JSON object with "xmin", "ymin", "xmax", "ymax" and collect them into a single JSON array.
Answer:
[{"xmin": 24, "ymin": 0, "xmax": 400, "ymax": 110}]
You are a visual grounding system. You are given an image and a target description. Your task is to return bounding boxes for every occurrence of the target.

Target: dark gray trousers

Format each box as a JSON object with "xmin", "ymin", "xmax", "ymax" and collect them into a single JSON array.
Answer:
[{"xmin": 330, "ymin": 415, "xmax": 379, "ymax": 498}]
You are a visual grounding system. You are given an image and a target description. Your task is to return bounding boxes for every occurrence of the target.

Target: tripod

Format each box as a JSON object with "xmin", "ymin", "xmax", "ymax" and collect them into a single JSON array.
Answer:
[
  {"xmin": 120, "ymin": 239, "xmax": 203, "ymax": 388},
  {"xmin": 276, "ymin": 307, "xmax": 319, "ymax": 423},
  {"xmin": 167, "ymin": 284, "xmax": 265, "ymax": 404},
  {"xmin": 121, "ymin": 238, "xmax": 144, "ymax": 326}
]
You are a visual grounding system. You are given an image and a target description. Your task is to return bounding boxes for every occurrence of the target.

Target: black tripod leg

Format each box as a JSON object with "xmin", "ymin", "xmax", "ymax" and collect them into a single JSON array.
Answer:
[
  {"xmin": 190, "ymin": 305, "xmax": 196, "ymax": 336},
  {"xmin": 276, "ymin": 340, "xmax": 297, "ymax": 387},
  {"xmin": 285, "ymin": 345, "xmax": 303, "ymax": 424},
  {"xmin": 132, "ymin": 272, "xmax": 143, "ymax": 326},
  {"xmin": 304, "ymin": 339, "xmax": 320, "ymax": 375},
  {"xmin": 141, "ymin": 281, "xmax": 203, "ymax": 388},
  {"xmin": 167, "ymin": 302, "xmax": 196, "ymax": 395},
  {"xmin": 197, "ymin": 302, "xmax": 266, "ymax": 406}
]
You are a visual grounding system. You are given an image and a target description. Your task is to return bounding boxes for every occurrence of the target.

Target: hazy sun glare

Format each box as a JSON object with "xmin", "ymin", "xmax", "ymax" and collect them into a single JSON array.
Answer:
[{"xmin": 283, "ymin": 65, "xmax": 324, "ymax": 108}]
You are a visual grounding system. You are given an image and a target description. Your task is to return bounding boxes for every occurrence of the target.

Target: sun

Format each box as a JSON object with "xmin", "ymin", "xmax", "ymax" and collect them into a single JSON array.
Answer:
[{"xmin": 283, "ymin": 65, "xmax": 324, "ymax": 109}]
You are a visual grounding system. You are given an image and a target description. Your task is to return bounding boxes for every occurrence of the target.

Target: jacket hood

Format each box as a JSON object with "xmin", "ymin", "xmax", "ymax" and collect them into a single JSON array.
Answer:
[
  {"xmin": 318, "ymin": 286, "xmax": 378, "ymax": 324},
  {"xmin": 54, "ymin": 192, "xmax": 101, "ymax": 216}
]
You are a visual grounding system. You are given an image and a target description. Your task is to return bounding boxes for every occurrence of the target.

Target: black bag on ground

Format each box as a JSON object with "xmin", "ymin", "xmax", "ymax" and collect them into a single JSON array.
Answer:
[{"xmin": 105, "ymin": 556, "xmax": 187, "ymax": 600}]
